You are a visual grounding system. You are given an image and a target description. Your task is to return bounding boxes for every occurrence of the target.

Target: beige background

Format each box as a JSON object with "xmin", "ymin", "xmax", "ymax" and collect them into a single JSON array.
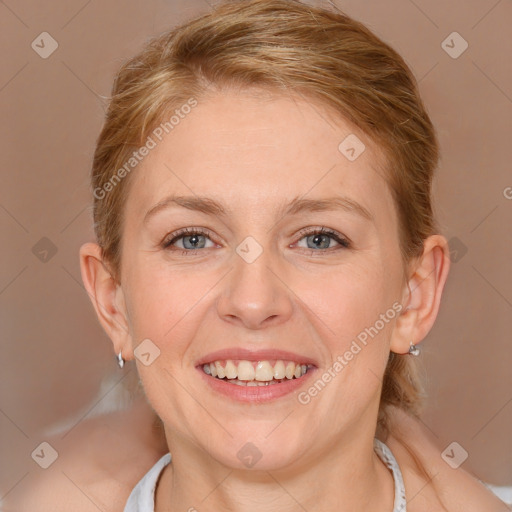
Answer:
[{"xmin": 1, "ymin": 0, "xmax": 511, "ymax": 501}]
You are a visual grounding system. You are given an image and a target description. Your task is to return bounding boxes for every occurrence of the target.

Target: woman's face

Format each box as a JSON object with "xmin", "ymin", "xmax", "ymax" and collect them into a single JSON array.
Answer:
[{"xmin": 118, "ymin": 88, "xmax": 408, "ymax": 470}]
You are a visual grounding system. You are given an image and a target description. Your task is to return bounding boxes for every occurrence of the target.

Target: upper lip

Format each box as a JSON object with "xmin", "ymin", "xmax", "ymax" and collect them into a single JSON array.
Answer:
[{"xmin": 196, "ymin": 348, "xmax": 318, "ymax": 367}]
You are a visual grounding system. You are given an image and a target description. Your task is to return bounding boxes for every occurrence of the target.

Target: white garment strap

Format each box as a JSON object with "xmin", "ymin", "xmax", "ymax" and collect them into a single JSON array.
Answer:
[{"xmin": 374, "ymin": 438, "xmax": 407, "ymax": 512}]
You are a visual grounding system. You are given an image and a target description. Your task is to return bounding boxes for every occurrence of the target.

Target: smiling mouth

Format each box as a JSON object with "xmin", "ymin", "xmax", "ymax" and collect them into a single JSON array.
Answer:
[{"xmin": 202, "ymin": 359, "xmax": 312, "ymax": 386}]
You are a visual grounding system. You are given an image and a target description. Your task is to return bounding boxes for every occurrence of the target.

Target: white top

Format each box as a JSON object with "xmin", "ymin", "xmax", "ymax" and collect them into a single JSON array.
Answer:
[
  {"xmin": 124, "ymin": 438, "xmax": 407, "ymax": 511},
  {"xmin": 123, "ymin": 452, "xmax": 172, "ymax": 512}
]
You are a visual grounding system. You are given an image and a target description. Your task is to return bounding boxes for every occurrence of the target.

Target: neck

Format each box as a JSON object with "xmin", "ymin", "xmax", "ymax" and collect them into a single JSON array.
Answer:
[{"xmin": 155, "ymin": 422, "xmax": 395, "ymax": 512}]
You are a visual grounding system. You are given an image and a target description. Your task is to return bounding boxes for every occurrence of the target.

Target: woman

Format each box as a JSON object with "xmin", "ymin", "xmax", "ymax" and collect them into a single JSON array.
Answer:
[{"xmin": 9, "ymin": 1, "xmax": 509, "ymax": 510}]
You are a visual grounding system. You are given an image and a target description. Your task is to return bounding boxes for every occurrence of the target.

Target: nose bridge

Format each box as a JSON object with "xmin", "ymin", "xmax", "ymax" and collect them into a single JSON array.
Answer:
[{"xmin": 216, "ymin": 235, "xmax": 293, "ymax": 328}]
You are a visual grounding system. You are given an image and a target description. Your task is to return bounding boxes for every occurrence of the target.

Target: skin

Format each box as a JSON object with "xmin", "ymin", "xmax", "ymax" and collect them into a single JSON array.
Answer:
[
  {"xmin": 7, "ymin": 87, "xmax": 497, "ymax": 512},
  {"xmin": 80, "ymin": 87, "xmax": 451, "ymax": 511},
  {"xmin": 384, "ymin": 406, "xmax": 511, "ymax": 511},
  {"xmin": 2, "ymin": 90, "xmax": 507, "ymax": 512},
  {"xmin": 3, "ymin": 403, "xmax": 508, "ymax": 511},
  {"xmin": 1, "ymin": 396, "xmax": 169, "ymax": 512},
  {"xmin": 2, "ymin": 87, "xmax": 510, "ymax": 512}
]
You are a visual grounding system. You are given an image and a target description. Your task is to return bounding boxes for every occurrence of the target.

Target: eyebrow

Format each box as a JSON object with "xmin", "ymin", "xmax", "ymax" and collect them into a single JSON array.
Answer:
[{"xmin": 143, "ymin": 194, "xmax": 374, "ymax": 224}]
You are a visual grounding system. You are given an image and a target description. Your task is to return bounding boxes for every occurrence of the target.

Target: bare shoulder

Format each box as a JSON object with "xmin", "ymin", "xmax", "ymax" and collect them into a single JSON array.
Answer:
[
  {"xmin": 2, "ymin": 398, "xmax": 169, "ymax": 512},
  {"xmin": 384, "ymin": 405, "xmax": 511, "ymax": 512}
]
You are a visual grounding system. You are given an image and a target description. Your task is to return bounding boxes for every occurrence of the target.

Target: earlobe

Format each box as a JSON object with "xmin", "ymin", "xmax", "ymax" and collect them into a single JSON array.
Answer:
[
  {"xmin": 390, "ymin": 235, "xmax": 451, "ymax": 354},
  {"xmin": 79, "ymin": 242, "xmax": 133, "ymax": 360}
]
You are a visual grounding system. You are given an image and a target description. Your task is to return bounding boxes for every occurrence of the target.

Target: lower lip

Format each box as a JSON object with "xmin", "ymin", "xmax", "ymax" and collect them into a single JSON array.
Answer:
[{"xmin": 196, "ymin": 366, "xmax": 317, "ymax": 403}]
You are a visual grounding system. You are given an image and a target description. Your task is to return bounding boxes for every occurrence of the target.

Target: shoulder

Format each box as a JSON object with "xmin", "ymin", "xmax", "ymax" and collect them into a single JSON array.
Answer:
[
  {"xmin": 384, "ymin": 405, "xmax": 511, "ymax": 512},
  {"xmin": 2, "ymin": 399, "xmax": 169, "ymax": 512}
]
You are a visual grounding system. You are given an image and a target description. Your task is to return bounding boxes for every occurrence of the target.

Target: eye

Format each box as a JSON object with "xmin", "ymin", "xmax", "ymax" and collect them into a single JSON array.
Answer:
[
  {"xmin": 161, "ymin": 226, "xmax": 351, "ymax": 256},
  {"xmin": 162, "ymin": 227, "xmax": 216, "ymax": 255},
  {"xmin": 294, "ymin": 226, "xmax": 351, "ymax": 254}
]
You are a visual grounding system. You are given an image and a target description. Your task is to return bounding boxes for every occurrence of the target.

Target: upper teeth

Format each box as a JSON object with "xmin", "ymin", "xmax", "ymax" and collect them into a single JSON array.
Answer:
[{"xmin": 202, "ymin": 360, "xmax": 309, "ymax": 381}]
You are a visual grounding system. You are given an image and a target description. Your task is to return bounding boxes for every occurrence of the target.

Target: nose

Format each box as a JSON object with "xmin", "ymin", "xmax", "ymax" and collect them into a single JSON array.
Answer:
[{"xmin": 216, "ymin": 245, "xmax": 294, "ymax": 330}]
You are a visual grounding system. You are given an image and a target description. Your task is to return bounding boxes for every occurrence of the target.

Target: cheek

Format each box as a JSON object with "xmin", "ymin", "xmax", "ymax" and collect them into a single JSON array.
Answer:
[
  {"xmin": 296, "ymin": 264, "xmax": 396, "ymax": 417},
  {"xmin": 130, "ymin": 280, "xmax": 171, "ymax": 335},
  {"xmin": 296, "ymin": 260, "xmax": 392, "ymax": 345},
  {"xmin": 124, "ymin": 262, "xmax": 215, "ymax": 350}
]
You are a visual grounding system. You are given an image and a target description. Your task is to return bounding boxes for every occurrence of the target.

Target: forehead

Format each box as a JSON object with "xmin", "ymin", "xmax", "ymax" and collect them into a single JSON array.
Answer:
[{"xmin": 126, "ymin": 88, "xmax": 396, "ymax": 228}]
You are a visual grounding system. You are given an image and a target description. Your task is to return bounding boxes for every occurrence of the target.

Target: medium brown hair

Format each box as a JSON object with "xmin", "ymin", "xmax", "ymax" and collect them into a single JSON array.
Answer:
[{"xmin": 91, "ymin": 0, "xmax": 438, "ymax": 437}]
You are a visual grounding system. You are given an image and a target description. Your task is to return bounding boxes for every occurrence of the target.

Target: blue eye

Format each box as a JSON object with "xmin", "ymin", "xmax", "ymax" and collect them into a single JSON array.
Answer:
[
  {"xmin": 162, "ymin": 227, "xmax": 214, "ymax": 253},
  {"xmin": 295, "ymin": 227, "xmax": 351, "ymax": 252},
  {"xmin": 161, "ymin": 226, "xmax": 351, "ymax": 256}
]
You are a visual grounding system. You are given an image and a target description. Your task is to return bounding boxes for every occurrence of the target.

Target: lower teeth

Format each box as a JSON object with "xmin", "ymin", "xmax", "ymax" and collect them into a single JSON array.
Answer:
[{"xmin": 214, "ymin": 377, "xmax": 300, "ymax": 386}]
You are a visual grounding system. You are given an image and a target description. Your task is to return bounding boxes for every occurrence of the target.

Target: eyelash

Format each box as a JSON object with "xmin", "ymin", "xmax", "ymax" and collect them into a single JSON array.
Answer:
[{"xmin": 161, "ymin": 226, "xmax": 351, "ymax": 257}]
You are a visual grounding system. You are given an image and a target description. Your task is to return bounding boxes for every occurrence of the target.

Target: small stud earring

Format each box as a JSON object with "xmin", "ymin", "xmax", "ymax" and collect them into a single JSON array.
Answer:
[
  {"xmin": 117, "ymin": 351, "xmax": 125, "ymax": 369},
  {"xmin": 408, "ymin": 342, "xmax": 420, "ymax": 356}
]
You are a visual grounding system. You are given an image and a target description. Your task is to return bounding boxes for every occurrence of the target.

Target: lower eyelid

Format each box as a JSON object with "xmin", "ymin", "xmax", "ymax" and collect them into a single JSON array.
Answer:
[{"xmin": 163, "ymin": 234, "xmax": 349, "ymax": 254}]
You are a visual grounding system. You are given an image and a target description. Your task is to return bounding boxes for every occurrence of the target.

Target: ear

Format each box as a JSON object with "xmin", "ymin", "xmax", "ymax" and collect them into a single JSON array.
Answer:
[
  {"xmin": 390, "ymin": 235, "xmax": 451, "ymax": 354},
  {"xmin": 79, "ymin": 242, "xmax": 134, "ymax": 361}
]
